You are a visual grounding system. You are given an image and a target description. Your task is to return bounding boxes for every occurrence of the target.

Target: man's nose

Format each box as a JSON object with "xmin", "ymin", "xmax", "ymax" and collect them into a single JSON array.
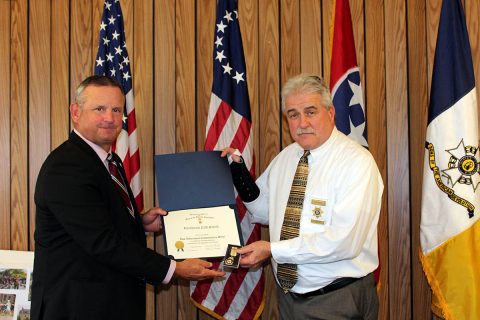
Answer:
[
  {"xmin": 104, "ymin": 109, "xmax": 114, "ymax": 122},
  {"xmin": 299, "ymin": 114, "xmax": 309, "ymax": 127}
]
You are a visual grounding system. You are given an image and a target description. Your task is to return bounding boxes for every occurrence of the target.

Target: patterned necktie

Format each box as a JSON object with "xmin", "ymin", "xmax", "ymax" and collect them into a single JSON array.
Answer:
[
  {"xmin": 277, "ymin": 150, "xmax": 310, "ymax": 292},
  {"xmin": 108, "ymin": 153, "xmax": 135, "ymax": 218}
]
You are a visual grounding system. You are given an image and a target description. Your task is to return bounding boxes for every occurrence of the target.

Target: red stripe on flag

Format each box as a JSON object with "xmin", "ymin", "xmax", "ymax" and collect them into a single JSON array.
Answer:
[
  {"xmin": 238, "ymin": 273, "xmax": 265, "ymax": 320},
  {"xmin": 190, "ymin": 259, "xmax": 223, "ymax": 301},
  {"xmin": 213, "ymin": 266, "xmax": 250, "ymax": 316},
  {"xmin": 205, "ymin": 101, "xmax": 233, "ymax": 150},
  {"xmin": 230, "ymin": 118, "xmax": 251, "ymax": 153},
  {"xmin": 127, "ymin": 109, "xmax": 137, "ymax": 132},
  {"xmin": 330, "ymin": 0, "xmax": 357, "ymax": 89},
  {"xmin": 211, "ymin": 200, "xmax": 261, "ymax": 316},
  {"xmin": 129, "ymin": 149, "xmax": 140, "ymax": 176},
  {"xmin": 121, "ymin": 151, "xmax": 131, "ymax": 178},
  {"xmin": 134, "ymin": 193, "xmax": 143, "ymax": 213},
  {"xmin": 235, "ymin": 196, "xmax": 247, "ymax": 223}
]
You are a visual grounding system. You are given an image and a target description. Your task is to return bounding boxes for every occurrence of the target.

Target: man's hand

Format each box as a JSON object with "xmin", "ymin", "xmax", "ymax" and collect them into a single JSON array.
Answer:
[
  {"xmin": 175, "ymin": 259, "xmax": 225, "ymax": 280},
  {"xmin": 141, "ymin": 207, "xmax": 167, "ymax": 232},
  {"xmin": 220, "ymin": 147, "xmax": 242, "ymax": 163},
  {"xmin": 237, "ymin": 240, "xmax": 271, "ymax": 268}
]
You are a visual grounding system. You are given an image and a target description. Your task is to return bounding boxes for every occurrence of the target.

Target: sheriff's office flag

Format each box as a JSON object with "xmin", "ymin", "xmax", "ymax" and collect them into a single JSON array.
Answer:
[
  {"xmin": 190, "ymin": 0, "xmax": 265, "ymax": 319},
  {"xmin": 420, "ymin": 0, "xmax": 480, "ymax": 319}
]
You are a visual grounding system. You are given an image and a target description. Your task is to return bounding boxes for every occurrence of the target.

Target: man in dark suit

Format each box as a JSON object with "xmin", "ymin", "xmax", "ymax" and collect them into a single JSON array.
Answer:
[{"xmin": 31, "ymin": 75, "xmax": 224, "ymax": 320}]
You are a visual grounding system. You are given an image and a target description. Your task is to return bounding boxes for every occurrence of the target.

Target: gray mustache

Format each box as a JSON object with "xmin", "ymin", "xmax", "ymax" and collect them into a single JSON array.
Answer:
[{"xmin": 296, "ymin": 128, "xmax": 315, "ymax": 135}]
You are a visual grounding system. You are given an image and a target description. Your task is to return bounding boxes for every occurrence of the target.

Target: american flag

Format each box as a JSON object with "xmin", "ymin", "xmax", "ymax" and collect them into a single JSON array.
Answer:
[
  {"xmin": 94, "ymin": 0, "xmax": 143, "ymax": 212},
  {"xmin": 329, "ymin": 0, "xmax": 368, "ymax": 148},
  {"xmin": 190, "ymin": 0, "xmax": 265, "ymax": 319}
]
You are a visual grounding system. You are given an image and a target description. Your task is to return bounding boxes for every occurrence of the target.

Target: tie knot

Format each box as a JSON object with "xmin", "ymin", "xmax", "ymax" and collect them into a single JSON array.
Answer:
[
  {"xmin": 107, "ymin": 153, "xmax": 120, "ymax": 166},
  {"xmin": 303, "ymin": 150, "xmax": 310, "ymax": 157}
]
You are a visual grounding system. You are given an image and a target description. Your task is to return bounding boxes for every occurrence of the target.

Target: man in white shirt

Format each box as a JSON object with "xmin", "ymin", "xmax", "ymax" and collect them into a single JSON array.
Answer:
[{"xmin": 222, "ymin": 74, "xmax": 383, "ymax": 319}]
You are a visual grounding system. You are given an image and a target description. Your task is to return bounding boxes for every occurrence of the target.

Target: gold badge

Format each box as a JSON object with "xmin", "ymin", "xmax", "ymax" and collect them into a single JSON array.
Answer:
[{"xmin": 311, "ymin": 199, "xmax": 326, "ymax": 224}]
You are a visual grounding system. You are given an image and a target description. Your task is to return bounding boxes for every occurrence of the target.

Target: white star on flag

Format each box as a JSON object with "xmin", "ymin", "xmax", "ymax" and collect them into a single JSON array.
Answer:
[
  {"xmin": 112, "ymin": 30, "xmax": 120, "ymax": 40},
  {"xmin": 222, "ymin": 63, "xmax": 232, "ymax": 75},
  {"xmin": 215, "ymin": 36, "xmax": 223, "ymax": 47},
  {"xmin": 96, "ymin": 57, "xmax": 105, "ymax": 67},
  {"xmin": 216, "ymin": 20, "xmax": 227, "ymax": 33},
  {"xmin": 349, "ymin": 120, "xmax": 367, "ymax": 146},
  {"xmin": 233, "ymin": 71, "xmax": 244, "ymax": 84},
  {"xmin": 348, "ymin": 79, "xmax": 363, "ymax": 108},
  {"xmin": 215, "ymin": 50, "xmax": 226, "ymax": 62},
  {"xmin": 224, "ymin": 10, "xmax": 233, "ymax": 23}
]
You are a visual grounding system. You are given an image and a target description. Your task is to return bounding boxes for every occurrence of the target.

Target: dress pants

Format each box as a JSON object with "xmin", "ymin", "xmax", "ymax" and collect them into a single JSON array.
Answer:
[{"xmin": 277, "ymin": 273, "xmax": 378, "ymax": 320}]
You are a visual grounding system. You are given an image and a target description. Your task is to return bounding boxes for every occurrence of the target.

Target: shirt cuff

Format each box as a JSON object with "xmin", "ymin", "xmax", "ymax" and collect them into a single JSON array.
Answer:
[
  {"xmin": 162, "ymin": 260, "xmax": 176, "ymax": 284},
  {"xmin": 270, "ymin": 240, "xmax": 295, "ymax": 264},
  {"xmin": 227, "ymin": 149, "xmax": 242, "ymax": 164}
]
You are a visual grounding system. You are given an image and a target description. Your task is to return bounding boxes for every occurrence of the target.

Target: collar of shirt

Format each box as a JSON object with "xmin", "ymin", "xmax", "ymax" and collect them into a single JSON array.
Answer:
[
  {"xmin": 73, "ymin": 129, "xmax": 111, "ymax": 170},
  {"xmin": 294, "ymin": 127, "xmax": 339, "ymax": 163}
]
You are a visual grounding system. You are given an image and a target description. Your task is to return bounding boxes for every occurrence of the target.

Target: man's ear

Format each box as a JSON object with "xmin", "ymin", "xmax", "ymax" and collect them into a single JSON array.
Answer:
[
  {"xmin": 328, "ymin": 106, "xmax": 336, "ymax": 122},
  {"xmin": 70, "ymin": 103, "xmax": 80, "ymax": 123}
]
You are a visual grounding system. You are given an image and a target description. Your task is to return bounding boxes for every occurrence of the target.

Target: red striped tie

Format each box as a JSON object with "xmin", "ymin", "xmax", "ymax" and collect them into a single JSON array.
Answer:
[{"xmin": 108, "ymin": 153, "xmax": 135, "ymax": 218}]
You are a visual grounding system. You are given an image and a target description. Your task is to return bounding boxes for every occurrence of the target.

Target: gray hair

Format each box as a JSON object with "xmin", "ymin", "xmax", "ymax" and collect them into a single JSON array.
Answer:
[
  {"xmin": 281, "ymin": 74, "xmax": 333, "ymax": 112},
  {"xmin": 74, "ymin": 75, "xmax": 124, "ymax": 105}
]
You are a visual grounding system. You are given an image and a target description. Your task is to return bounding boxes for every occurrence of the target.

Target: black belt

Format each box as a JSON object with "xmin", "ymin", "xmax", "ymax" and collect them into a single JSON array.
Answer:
[{"xmin": 291, "ymin": 277, "xmax": 361, "ymax": 298}]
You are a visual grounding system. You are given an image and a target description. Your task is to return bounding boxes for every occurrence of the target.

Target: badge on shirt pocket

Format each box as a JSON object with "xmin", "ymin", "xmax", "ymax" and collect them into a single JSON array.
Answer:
[{"xmin": 310, "ymin": 198, "xmax": 326, "ymax": 225}]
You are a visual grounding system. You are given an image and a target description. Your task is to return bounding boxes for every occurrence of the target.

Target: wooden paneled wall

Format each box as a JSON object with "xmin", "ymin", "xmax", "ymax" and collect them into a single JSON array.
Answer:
[{"xmin": 1, "ymin": 0, "xmax": 479, "ymax": 319}]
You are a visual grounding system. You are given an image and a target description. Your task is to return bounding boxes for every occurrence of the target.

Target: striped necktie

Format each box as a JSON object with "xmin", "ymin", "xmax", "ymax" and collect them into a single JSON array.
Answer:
[
  {"xmin": 277, "ymin": 150, "xmax": 310, "ymax": 292},
  {"xmin": 107, "ymin": 153, "xmax": 135, "ymax": 218}
]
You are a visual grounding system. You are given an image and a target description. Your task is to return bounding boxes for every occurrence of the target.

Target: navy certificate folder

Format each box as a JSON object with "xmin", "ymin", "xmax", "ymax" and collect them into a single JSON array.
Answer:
[{"xmin": 154, "ymin": 151, "xmax": 236, "ymax": 211}]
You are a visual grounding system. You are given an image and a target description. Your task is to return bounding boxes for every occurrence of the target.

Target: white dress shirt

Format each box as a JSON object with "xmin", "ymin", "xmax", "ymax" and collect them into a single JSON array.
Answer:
[{"xmin": 245, "ymin": 127, "xmax": 383, "ymax": 293}]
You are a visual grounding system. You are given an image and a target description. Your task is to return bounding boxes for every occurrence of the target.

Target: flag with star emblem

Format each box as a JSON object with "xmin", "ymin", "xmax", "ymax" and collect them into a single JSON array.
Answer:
[
  {"xmin": 329, "ymin": 0, "xmax": 367, "ymax": 147},
  {"xmin": 94, "ymin": 0, "xmax": 143, "ymax": 212},
  {"xmin": 190, "ymin": 1, "xmax": 265, "ymax": 319},
  {"xmin": 420, "ymin": 0, "xmax": 480, "ymax": 319},
  {"xmin": 329, "ymin": 0, "xmax": 382, "ymax": 285}
]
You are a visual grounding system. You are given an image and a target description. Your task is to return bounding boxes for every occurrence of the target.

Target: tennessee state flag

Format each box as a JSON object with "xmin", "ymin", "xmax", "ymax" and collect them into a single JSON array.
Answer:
[
  {"xmin": 420, "ymin": 0, "xmax": 480, "ymax": 319},
  {"xmin": 330, "ymin": 0, "xmax": 382, "ymax": 284},
  {"xmin": 329, "ymin": 0, "xmax": 368, "ymax": 148}
]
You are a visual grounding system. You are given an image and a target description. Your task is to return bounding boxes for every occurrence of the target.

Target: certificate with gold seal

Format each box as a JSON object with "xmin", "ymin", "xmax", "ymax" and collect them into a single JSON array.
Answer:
[
  {"xmin": 155, "ymin": 151, "xmax": 244, "ymax": 260},
  {"xmin": 163, "ymin": 205, "xmax": 241, "ymax": 259}
]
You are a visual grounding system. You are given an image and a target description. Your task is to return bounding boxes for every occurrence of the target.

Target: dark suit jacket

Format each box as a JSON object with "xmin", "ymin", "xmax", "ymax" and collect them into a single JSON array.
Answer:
[{"xmin": 31, "ymin": 132, "xmax": 171, "ymax": 320}]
